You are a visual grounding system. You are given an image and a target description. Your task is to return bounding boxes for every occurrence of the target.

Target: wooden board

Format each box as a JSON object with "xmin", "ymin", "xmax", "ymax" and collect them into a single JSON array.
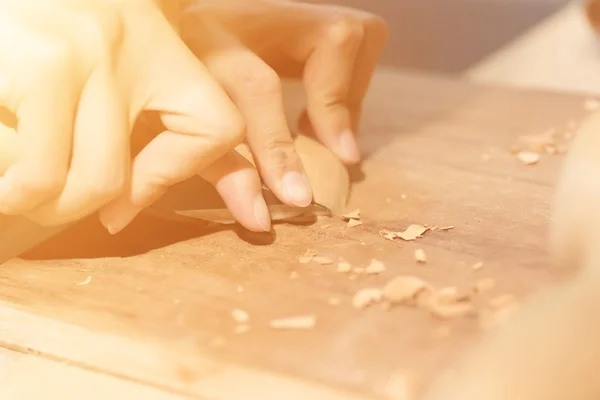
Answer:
[{"xmin": 0, "ymin": 67, "xmax": 591, "ymax": 399}]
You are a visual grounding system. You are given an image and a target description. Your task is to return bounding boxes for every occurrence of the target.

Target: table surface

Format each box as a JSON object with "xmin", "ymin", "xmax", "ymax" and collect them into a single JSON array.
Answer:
[{"xmin": 0, "ymin": 67, "xmax": 591, "ymax": 399}]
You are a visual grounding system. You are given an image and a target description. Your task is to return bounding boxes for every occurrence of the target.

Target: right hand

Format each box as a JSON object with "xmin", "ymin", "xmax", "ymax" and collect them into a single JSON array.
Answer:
[{"xmin": 0, "ymin": 0, "xmax": 273, "ymax": 233}]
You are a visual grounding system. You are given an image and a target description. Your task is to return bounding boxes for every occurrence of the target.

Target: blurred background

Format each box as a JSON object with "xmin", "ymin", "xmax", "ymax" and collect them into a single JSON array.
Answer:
[{"xmin": 307, "ymin": 0, "xmax": 570, "ymax": 73}]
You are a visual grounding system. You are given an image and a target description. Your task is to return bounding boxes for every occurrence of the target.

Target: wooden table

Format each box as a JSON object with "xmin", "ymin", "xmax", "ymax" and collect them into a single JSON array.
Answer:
[{"xmin": 0, "ymin": 68, "xmax": 590, "ymax": 399}]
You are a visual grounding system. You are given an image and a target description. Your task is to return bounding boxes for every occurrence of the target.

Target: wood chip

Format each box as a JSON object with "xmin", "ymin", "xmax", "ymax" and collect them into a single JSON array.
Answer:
[
  {"xmin": 489, "ymin": 293, "xmax": 516, "ymax": 309},
  {"xmin": 472, "ymin": 261, "xmax": 484, "ymax": 271},
  {"xmin": 298, "ymin": 256, "xmax": 313, "ymax": 264},
  {"xmin": 312, "ymin": 256, "xmax": 333, "ymax": 265},
  {"xmin": 396, "ymin": 224, "xmax": 429, "ymax": 241},
  {"xmin": 365, "ymin": 259, "xmax": 386, "ymax": 274},
  {"xmin": 76, "ymin": 276, "xmax": 92, "ymax": 286},
  {"xmin": 342, "ymin": 209, "xmax": 361, "ymax": 220},
  {"xmin": 347, "ymin": 219, "xmax": 363, "ymax": 228},
  {"xmin": 474, "ymin": 277, "xmax": 496, "ymax": 292},
  {"xmin": 517, "ymin": 150, "xmax": 541, "ymax": 165},
  {"xmin": 414, "ymin": 248, "xmax": 426, "ymax": 263},
  {"xmin": 383, "ymin": 275, "xmax": 433, "ymax": 304},
  {"xmin": 231, "ymin": 308, "xmax": 249, "ymax": 323},
  {"xmin": 336, "ymin": 261, "xmax": 352, "ymax": 273},
  {"xmin": 439, "ymin": 226, "xmax": 455, "ymax": 231},
  {"xmin": 269, "ymin": 315, "xmax": 317, "ymax": 329},
  {"xmin": 480, "ymin": 302, "xmax": 520, "ymax": 329},
  {"xmin": 353, "ymin": 288, "xmax": 383, "ymax": 309},
  {"xmin": 584, "ymin": 97, "xmax": 600, "ymax": 111},
  {"xmin": 380, "ymin": 230, "xmax": 397, "ymax": 240}
]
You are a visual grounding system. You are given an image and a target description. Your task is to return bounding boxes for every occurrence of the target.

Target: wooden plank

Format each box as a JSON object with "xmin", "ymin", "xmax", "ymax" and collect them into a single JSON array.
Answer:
[
  {"xmin": 0, "ymin": 348, "xmax": 190, "ymax": 400},
  {"xmin": 0, "ymin": 68, "xmax": 590, "ymax": 398}
]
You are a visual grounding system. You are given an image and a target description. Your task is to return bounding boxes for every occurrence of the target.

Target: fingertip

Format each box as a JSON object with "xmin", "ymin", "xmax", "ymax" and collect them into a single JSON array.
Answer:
[
  {"xmin": 253, "ymin": 195, "xmax": 272, "ymax": 232},
  {"xmin": 336, "ymin": 129, "xmax": 361, "ymax": 165},
  {"xmin": 99, "ymin": 201, "xmax": 140, "ymax": 235}
]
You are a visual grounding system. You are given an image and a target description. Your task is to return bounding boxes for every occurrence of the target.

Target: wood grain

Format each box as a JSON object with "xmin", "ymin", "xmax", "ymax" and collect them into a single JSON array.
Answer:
[{"xmin": 0, "ymin": 68, "xmax": 591, "ymax": 398}]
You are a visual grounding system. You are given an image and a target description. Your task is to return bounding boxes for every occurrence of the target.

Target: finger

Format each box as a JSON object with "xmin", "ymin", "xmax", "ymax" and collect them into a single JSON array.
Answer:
[
  {"xmin": 99, "ymin": 22, "xmax": 245, "ymax": 233},
  {"xmin": 0, "ymin": 55, "xmax": 80, "ymax": 215},
  {"xmin": 303, "ymin": 16, "xmax": 364, "ymax": 165},
  {"xmin": 25, "ymin": 70, "xmax": 129, "ymax": 226},
  {"xmin": 200, "ymin": 151, "xmax": 271, "ymax": 232},
  {"xmin": 346, "ymin": 14, "xmax": 388, "ymax": 133},
  {"xmin": 194, "ymin": 20, "xmax": 312, "ymax": 207}
]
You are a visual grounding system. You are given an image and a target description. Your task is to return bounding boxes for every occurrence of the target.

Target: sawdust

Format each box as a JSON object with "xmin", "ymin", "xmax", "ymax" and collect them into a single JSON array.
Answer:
[
  {"xmin": 414, "ymin": 249, "xmax": 426, "ymax": 263},
  {"xmin": 269, "ymin": 315, "xmax": 317, "ymax": 329},
  {"xmin": 231, "ymin": 308, "xmax": 249, "ymax": 323},
  {"xmin": 383, "ymin": 275, "xmax": 433, "ymax": 304},
  {"xmin": 353, "ymin": 288, "xmax": 383, "ymax": 309},
  {"xmin": 312, "ymin": 256, "xmax": 333, "ymax": 265},
  {"xmin": 517, "ymin": 150, "xmax": 541, "ymax": 165},
  {"xmin": 365, "ymin": 259, "xmax": 386, "ymax": 274},
  {"xmin": 472, "ymin": 261, "xmax": 484, "ymax": 271},
  {"xmin": 336, "ymin": 261, "xmax": 352, "ymax": 273}
]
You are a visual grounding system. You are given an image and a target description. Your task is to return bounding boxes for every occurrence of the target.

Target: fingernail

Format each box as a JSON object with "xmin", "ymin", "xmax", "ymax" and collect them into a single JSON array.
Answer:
[
  {"xmin": 338, "ymin": 129, "xmax": 361, "ymax": 164},
  {"xmin": 282, "ymin": 171, "xmax": 312, "ymax": 207},
  {"xmin": 99, "ymin": 204, "xmax": 140, "ymax": 235},
  {"xmin": 253, "ymin": 195, "xmax": 271, "ymax": 232}
]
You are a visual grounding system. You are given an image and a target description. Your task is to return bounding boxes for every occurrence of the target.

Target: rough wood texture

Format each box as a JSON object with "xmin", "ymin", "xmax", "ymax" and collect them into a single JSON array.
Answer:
[{"xmin": 0, "ymin": 68, "xmax": 590, "ymax": 399}]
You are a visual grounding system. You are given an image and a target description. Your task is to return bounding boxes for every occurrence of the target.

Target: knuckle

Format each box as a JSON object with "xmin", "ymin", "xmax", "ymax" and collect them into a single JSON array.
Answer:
[
  {"xmin": 259, "ymin": 136, "xmax": 299, "ymax": 171},
  {"xmin": 35, "ymin": 37, "xmax": 74, "ymax": 67},
  {"xmin": 214, "ymin": 109, "xmax": 246, "ymax": 146},
  {"xmin": 76, "ymin": 9, "xmax": 125, "ymax": 57},
  {"xmin": 12, "ymin": 173, "xmax": 65, "ymax": 199},
  {"xmin": 326, "ymin": 15, "xmax": 365, "ymax": 46},
  {"xmin": 235, "ymin": 64, "xmax": 282, "ymax": 96}
]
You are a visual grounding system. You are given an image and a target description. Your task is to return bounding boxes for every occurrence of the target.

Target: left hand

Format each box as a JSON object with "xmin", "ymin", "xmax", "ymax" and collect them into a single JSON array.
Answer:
[{"xmin": 180, "ymin": 0, "xmax": 388, "ymax": 168}]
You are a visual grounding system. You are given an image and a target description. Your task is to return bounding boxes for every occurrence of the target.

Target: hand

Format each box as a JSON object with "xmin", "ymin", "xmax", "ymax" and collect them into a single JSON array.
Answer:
[
  {"xmin": 180, "ymin": 0, "xmax": 388, "ymax": 170},
  {"xmin": 0, "ymin": 0, "xmax": 273, "ymax": 233}
]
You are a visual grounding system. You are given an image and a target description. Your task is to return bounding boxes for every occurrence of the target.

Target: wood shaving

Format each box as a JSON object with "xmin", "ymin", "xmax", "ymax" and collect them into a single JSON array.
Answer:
[
  {"xmin": 584, "ymin": 97, "xmax": 600, "ymax": 111},
  {"xmin": 231, "ymin": 308, "xmax": 249, "ymax": 323},
  {"xmin": 365, "ymin": 259, "xmax": 386, "ymax": 274},
  {"xmin": 383, "ymin": 275, "xmax": 433, "ymax": 304},
  {"xmin": 336, "ymin": 261, "xmax": 352, "ymax": 273},
  {"xmin": 320, "ymin": 224, "xmax": 332, "ymax": 229},
  {"xmin": 269, "ymin": 315, "xmax": 316, "ymax": 329},
  {"xmin": 489, "ymin": 293, "xmax": 516, "ymax": 309},
  {"xmin": 76, "ymin": 276, "xmax": 92, "ymax": 286},
  {"xmin": 347, "ymin": 219, "xmax": 363, "ymax": 228},
  {"xmin": 474, "ymin": 277, "xmax": 496, "ymax": 292},
  {"xmin": 233, "ymin": 324, "xmax": 250, "ymax": 334},
  {"xmin": 439, "ymin": 226, "xmax": 455, "ymax": 231},
  {"xmin": 396, "ymin": 224, "xmax": 429, "ymax": 241},
  {"xmin": 472, "ymin": 261, "xmax": 484, "ymax": 271},
  {"xmin": 353, "ymin": 288, "xmax": 383, "ymax": 309},
  {"xmin": 342, "ymin": 209, "xmax": 361, "ymax": 220},
  {"xmin": 414, "ymin": 248, "xmax": 426, "ymax": 263},
  {"xmin": 380, "ymin": 230, "xmax": 397, "ymax": 240},
  {"xmin": 312, "ymin": 256, "xmax": 333, "ymax": 265},
  {"xmin": 298, "ymin": 256, "xmax": 312, "ymax": 264},
  {"xmin": 517, "ymin": 150, "xmax": 541, "ymax": 165}
]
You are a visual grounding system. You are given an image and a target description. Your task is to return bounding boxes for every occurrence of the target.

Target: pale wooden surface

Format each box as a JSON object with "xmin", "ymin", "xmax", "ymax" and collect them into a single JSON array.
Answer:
[
  {"xmin": 465, "ymin": 1, "xmax": 600, "ymax": 94},
  {"xmin": 0, "ymin": 68, "xmax": 592, "ymax": 399}
]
